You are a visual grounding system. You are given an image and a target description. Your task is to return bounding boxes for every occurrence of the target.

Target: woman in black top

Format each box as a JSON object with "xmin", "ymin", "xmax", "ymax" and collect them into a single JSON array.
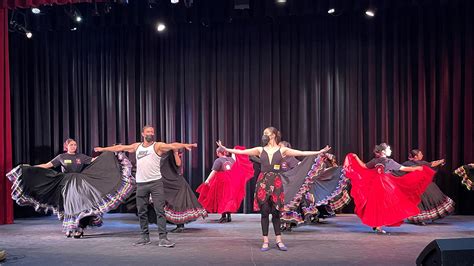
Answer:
[
  {"xmin": 37, "ymin": 139, "xmax": 95, "ymax": 173},
  {"xmin": 402, "ymin": 149, "xmax": 454, "ymax": 224},
  {"xmin": 7, "ymin": 138, "xmax": 133, "ymax": 238},
  {"xmin": 217, "ymin": 127, "xmax": 330, "ymax": 252}
]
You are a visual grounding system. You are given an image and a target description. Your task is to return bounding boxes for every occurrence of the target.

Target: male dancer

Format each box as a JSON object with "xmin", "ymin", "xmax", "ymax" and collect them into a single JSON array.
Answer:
[{"xmin": 95, "ymin": 125, "xmax": 197, "ymax": 247}]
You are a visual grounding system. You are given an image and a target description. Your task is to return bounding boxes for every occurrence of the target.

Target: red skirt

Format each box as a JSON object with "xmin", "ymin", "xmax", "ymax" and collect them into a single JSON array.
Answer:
[
  {"xmin": 196, "ymin": 146, "xmax": 254, "ymax": 214},
  {"xmin": 343, "ymin": 153, "xmax": 434, "ymax": 227}
]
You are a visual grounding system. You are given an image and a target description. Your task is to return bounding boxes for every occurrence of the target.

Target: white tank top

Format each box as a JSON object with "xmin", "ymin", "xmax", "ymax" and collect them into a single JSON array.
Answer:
[{"xmin": 135, "ymin": 142, "xmax": 162, "ymax": 183}]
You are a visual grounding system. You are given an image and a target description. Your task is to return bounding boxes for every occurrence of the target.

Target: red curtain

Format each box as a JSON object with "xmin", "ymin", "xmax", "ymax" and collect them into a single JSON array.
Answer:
[
  {"xmin": 0, "ymin": 7, "xmax": 13, "ymax": 225},
  {"xmin": 1, "ymin": 0, "xmax": 95, "ymax": 9}
]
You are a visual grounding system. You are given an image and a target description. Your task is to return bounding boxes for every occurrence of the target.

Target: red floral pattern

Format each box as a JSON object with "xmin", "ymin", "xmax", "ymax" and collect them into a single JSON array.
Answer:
[{"xmin": 254, "ymin": 172, "xmax": 284, "ymax": 211}]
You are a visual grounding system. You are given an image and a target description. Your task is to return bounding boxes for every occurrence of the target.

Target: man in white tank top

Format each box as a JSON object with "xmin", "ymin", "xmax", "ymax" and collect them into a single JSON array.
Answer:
[{"xmin": 95, "ymin": 125, "xmax": 197, "ymax": 247}]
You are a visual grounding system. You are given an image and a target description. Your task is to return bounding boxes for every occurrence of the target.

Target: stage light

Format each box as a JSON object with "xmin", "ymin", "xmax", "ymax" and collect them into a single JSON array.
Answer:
[
  {"xmin": 71, "ymin": 27, "xmax": 77, "ymax": 31},
  {"xmin": 66, "ymin": 5, "xmax": 83, "ymax": 23},
  {"xmin": 276, "ymin": 0, "xmax": 286, "ymax": 4},
  {"xmin": 365, "ymin": 9, "xmax": 375, "ymax": 17},
  {"xmin": 31, "ymin": 8, "xmax": 41, "ymax": 14},
  {"xmin": 157, "ymin": 23, "xmax": 166, "ymax": 32},
  {"xmin": 171, "ymin": 0, "xmax": 179, "ymax": 3},
  {"xmin": 9, "ymin": 14, "xmax": 33, "ymax": 39},
  {"xmin": 328, "ymin": 8, "xmax": 335, "ymax": 14}
]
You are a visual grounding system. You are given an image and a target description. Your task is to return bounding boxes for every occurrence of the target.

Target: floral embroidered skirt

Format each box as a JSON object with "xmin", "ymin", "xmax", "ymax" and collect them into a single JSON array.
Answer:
[{"xmin": 253, "ymin": 171, "xmax": 284, "ymax": 212}]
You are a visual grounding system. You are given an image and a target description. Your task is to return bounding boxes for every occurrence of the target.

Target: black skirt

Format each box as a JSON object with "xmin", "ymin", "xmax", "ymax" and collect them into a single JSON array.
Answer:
[
  {"xmin": 280, "ymin": 154, "xmax": 350, "ymax": 225},
  {"xmin": 147, "ymin": 151, "xmax": 207, "ymax": 224},
  {"xmin": 7, "ymin": 152, "xmax": 134, "ymax": 232},
  {"xmin": 407, "ymin": 182, "xmax": 455, "ymax": 223},
  {"xmin": 455, "ymin": 163, "xmax": 474, "ymax": 191}
]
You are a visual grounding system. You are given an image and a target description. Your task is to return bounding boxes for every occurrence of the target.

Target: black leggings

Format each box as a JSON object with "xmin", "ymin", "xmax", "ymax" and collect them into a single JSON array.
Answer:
[{"xmin": 260, "ymin": 199, "xmax": 281, "ymax": 236}]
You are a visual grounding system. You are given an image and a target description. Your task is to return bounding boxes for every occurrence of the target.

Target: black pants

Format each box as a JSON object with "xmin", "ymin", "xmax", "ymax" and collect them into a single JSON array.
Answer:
[
  {"xmin": 136, "ymin": 179, "xmax": 167, "ymax": 239},
  {"xmin": 260, "ymin": 199, "xmax": 281, "ymax": 236}
]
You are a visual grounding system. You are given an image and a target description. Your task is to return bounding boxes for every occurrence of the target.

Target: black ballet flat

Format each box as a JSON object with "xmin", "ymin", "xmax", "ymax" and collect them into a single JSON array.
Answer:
[
  {"xmin": 171, "ymin": 227, "xmax": 184, "ymax": 233},
  {"xmin": 65, "ymin": 231, "xmax": 73, "ymax": 238}
]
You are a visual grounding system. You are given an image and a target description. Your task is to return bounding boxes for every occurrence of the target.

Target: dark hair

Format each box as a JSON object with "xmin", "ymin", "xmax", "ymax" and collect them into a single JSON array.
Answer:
[
  {"xmin": 408, "ymin": 149, "xmax": 421, "ymax": 160},
  {"xmin": 63, "ymin": 138, "xmax": 77, "ymax": 152},
  {"xmin": 373, "ymin": 143, "xmax": 389, "ymax": 157},
  {"xmin": 216, "ymin": 147, "xmax": 228, "ymax": 156},
  {"xmin": 265, "ymin": 126, "xmax": 282, "ymax": 144},
  {"xmin": 280, "ymin": 141, "xmax": 291, "ymax": 148},
  {"xmin": 142, "ymin": 125, "xmax": 154, "ymax": 132}
]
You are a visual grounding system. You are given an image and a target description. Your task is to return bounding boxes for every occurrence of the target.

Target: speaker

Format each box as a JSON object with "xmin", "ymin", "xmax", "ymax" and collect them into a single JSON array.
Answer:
[{"xmin": 416, "ymin": 238, "xmax": 474, "ymax": 266}]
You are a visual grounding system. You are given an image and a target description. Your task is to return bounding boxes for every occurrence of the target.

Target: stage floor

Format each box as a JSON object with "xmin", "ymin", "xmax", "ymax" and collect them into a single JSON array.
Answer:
[{"xmin": 1, "ymin": 214, "xmax": 473, "ymax": 265}]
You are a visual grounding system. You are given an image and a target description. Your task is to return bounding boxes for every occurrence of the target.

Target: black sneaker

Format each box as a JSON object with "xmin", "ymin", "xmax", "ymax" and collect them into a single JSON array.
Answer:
[
  {"xmin": 158, "ymin": 239, "xmax": 175, "ymax": 248},
  {"xmin": 170, "ymin": 226, "xmax": 184, "ymax": 233},
  {"xmin": 133, "ymin": 236, "xmax": 151, "ymax": 246}
]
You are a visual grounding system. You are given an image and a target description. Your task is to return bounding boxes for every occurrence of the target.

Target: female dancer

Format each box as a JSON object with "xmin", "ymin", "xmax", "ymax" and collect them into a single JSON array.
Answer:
[
  {"xmin": 197, "ymin": 147, "xmax": 254, "ymax": 223},
  {"xmin": 281, "ymin": 153, "xmax": 350, "ymax": 229},
  {"xmin": 343, "ymin": 143, "xmax": 434, "ymax": 233},
  {"xmin": 216, "ymin": 126, "xmax": 330, "ymax": 251},
  {"xmin": 402, "ymin": 149, "xmax": 454, "ymax": 225},
  {"xmin": 7, "ymin": 138, "xmax": 133, "ymax": 238},
  {"xmin": 159, "ymin": 149, "xmax": 208, "ymax": 232},
  {"xmin": 279, "ymin": 141, "xmax": 300, "ymax": 171}
]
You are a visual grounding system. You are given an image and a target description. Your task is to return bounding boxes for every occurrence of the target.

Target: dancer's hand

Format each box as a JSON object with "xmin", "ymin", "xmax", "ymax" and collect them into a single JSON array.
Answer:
[
  {"xmin": 216, "ymin": 140, "xmax": 227, "ymax": 150},
  {"xmin": 185, "ymin": 143, "xmax": 198, "ymax": 151},
  {"xmin": 94, "ymin": 147, "xmax": 104, "ymax": 152},
  {"xmin": 319, "ymin": 145, "xmax": 331, "ymax": 153}
]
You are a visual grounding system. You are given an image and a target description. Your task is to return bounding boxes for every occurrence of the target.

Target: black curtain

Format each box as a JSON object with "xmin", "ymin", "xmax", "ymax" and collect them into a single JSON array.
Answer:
[{"xmin": 9, "ymin": 1, "xmax": 474, "ymax": 215}]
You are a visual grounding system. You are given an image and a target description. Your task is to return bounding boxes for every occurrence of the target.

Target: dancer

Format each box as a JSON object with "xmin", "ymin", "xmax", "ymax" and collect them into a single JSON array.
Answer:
[
  {"xmin": 343, "ymin": 143, "xmax": 434, "ymax": 233},
  {"xmin": 216, "ymin": 126, "xmax": 331, "ymax": 251},
  {"xmin": 279, "ymin": 141, "xmax": 300, "ymax": 171},
  {"xmin": 454, "ymin": 163, "xmax": 474, "ymax": 191},
  {"xmin": 94, "ymin": 125, "xmax": 197, "ymax": 247},
  {"xmin": 159, "ymin": 149, "xmax": 208, "ymax": 232},
  {"xmin": 281, "ymin": 153, "xmax": 350, "ymax": 229},
  {"xmin": 197, "ymin": 146, "xmax": 254, "ymax": 223},
  {"xmin": 7, "ymin": 138, "xmax": 133, "ymax": 238},
  {"xmin": 402, "ymin": 149, "xmax": 454, "ymax": 225}
]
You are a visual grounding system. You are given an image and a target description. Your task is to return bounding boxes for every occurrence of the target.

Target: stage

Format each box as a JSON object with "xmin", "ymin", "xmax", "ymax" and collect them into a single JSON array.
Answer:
[{"xmin": 1, "ymin": 214, "xmax": 473, "ymax": 265}]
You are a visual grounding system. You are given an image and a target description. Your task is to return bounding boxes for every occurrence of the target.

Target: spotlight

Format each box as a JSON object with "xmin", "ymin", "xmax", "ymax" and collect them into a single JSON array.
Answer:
[
  {"xmin": 328, "ymin": 8, "xmax": 335, "ymax": 14},
  {"xmin": 71, "ymin": 27, "xmax": 77, "ymax": 31},
  {"xmin": 171, "ymin": 0, "xmax": 179, "ymax": 3},
  {"xmin": 365, "ymin": 9, "xmax": 375, "ymax": 17},
  {"xmin": 66, "ymin": 5, "xmax": 83, "ymax": 23},
  {"xmin": 31, "ymin": 8, "xmax": 41, "ymax": 14},
  {"xmin": 156, "ymin": 23, "xmax": 166, "ymax": 32},
  {"xmin": 276, "ymin": 0, "xmax": 286, "ymax": 3},
  {"xmin": 9, "ymin": 15, "xmax": 33, "ymax": 39}
]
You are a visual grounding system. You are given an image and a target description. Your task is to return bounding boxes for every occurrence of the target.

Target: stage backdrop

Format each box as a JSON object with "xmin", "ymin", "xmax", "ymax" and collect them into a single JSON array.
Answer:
[{"xmin": 8, "ymin": 0, "xmax": 473, "ymax": 214}]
